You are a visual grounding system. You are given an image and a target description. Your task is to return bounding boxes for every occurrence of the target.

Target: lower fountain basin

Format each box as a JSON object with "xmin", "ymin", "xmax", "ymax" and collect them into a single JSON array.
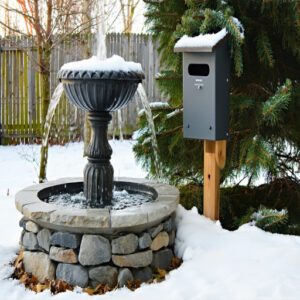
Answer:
[{"xmin": 15, "ymin": 177, "xmax": 179, "ymax": 234}]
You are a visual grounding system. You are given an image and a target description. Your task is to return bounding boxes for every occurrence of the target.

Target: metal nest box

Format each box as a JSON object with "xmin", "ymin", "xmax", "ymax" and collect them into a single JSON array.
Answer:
[{"xmin": 174, "ymin": 29, "xmax": 230, "ymax": 141}]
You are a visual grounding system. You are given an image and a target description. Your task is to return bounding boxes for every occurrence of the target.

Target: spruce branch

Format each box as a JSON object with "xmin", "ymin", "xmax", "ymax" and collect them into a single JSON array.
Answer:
[
  {"xmin": 240, "ymin": 136, "xmax": 277, "ymax": 180},
  {"xmin": 251, "ymin": 206, "xmax": 288, "ymax": 232},
  {"xmin": 257, "ymin": 31, "xmax": 274, "ymax": 67},
  {"xmin": 262, "ymin": 79, "xmax": 292, "ymax": 126}
]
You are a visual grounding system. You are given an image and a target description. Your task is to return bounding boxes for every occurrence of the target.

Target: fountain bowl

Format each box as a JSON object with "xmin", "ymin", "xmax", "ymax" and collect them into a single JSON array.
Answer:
[{"xmin": 57, "ymin": 69, "xmax": 144, "ymax": 112}]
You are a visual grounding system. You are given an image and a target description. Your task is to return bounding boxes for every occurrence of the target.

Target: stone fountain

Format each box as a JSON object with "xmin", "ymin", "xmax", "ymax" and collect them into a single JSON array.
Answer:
[{"xmin": 15, "ymin": 56, "xmax": 179, "ymax": 288}]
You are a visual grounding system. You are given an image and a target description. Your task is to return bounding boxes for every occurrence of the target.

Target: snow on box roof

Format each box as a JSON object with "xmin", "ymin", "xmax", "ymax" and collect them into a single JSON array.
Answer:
[
  {"xmin": 174, "ymin": 28, "xmax": 227, "ymax": 53},
  {"xmin": 60, "ymin": 55, "xmax": 143, "ymax": 73}
]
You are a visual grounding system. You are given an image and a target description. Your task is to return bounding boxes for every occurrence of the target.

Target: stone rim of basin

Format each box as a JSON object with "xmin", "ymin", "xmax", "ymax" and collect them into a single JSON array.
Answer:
[{"xmin": 15, "ymin": 177, "xmax": 179, "ymax": 234}]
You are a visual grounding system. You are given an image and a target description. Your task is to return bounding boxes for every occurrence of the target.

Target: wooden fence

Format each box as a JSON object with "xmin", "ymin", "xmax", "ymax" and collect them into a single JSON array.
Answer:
[{"xmin": 0, "ymin": 33, "xmax": 162, "ymax": 144}]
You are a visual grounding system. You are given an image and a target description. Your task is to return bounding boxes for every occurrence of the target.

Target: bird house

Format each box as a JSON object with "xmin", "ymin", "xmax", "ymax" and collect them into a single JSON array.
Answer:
[{"xmin": 174, "ymin": 29, "xmax": 230, "ymax": 140}]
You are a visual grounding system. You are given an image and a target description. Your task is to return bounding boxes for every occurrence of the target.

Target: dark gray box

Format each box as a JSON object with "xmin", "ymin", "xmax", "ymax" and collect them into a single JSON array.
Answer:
[{"xmin": 174, "ymin": 36, "xmax": 230, "ymax": 140}]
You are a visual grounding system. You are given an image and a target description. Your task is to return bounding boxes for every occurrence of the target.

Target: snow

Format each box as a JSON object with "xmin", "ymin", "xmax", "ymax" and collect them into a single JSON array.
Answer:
[
  {"xmin": 1, "ymin": 141, "xmax": 300, "ymax": 299},
  {"xmin": 174, "ymin": 28, "xmax": 227, "ymax": 50},
  {"xmin": 166, "ymin": 108, "xmax": 183, "ymax": 119},
  {"xmin": 138, "ymin": 101, "xmax": 170, "ymax": 116},
  {"xmin": 148, "ymin": 102, "xmax": 170, "ymax": 109},
  {"xmin": 60, "ymin": 55, "xmax": 143, "ymax": 73},
  {"xmin": 231, "ymin": 17, "xmax": 245, "ymax": 39}
]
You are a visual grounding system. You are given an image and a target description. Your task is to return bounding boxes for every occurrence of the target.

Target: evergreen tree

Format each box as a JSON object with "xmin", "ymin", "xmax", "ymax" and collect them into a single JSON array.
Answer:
[{"xmin": 134, "ymin": 0, "xmax": 300, "ymax": 185}]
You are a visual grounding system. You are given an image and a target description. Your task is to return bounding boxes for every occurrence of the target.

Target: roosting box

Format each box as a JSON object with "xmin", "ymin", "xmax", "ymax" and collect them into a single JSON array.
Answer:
[{"xmin": 174, "ymin": 30, "xmax": 230, "ymax": 141}]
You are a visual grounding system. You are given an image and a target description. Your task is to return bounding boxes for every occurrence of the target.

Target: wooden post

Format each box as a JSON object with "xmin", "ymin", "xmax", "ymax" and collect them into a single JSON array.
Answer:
[{"xmin": 203, "ymin": 140, "xmax": 227, "ymax": 220}]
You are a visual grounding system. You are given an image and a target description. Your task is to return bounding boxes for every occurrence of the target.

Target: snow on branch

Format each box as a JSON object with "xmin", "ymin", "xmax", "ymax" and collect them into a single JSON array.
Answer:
[
  {"xmin": 166, "ymin": 108, "xmax": 183, "ymax": 119},
  {"xmin": 138, "ymin": 101, "xmax": 170, "ymax": 116}
]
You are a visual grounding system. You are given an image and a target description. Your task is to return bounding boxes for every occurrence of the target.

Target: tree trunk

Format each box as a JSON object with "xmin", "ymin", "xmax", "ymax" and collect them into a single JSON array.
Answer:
[
  {"xmin": 83, "ymin": 0, "xmax": 92, "ymax": 156},
  {"xmin": 40, "ymin": 48, "xmax": 51, "ymax": 123},
  {"xmin": 38, "ymin": 45, "xmax": 51, "ymax": 182}
]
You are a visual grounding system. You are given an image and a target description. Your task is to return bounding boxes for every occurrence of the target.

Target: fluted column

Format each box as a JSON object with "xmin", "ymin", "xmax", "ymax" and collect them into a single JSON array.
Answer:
[{"xmin": 84, "ymin": 112, "xmax": 113, "ymax": 207}]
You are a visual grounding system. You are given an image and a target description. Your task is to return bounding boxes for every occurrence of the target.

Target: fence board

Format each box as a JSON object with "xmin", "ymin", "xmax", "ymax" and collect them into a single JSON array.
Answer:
[{"xmin": 0, "ymin": 33, "xmax": 162, "ymax": 144}]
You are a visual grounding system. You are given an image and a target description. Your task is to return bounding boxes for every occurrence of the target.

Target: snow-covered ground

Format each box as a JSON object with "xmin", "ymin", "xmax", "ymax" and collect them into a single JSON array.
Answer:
[{"xmin": 1, "ymin": 141, "xmax": 300, "ymax": 300}]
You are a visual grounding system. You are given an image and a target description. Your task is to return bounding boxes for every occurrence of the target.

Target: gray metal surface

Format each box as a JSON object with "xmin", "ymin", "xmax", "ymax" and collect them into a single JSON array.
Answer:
[
  {"xmin": 215, "ymin": 42, "xmax": 230, "ymax": 140},
  {"xmin": 182, "ymin": 41, "xmax": 230, "ymax": 140}
]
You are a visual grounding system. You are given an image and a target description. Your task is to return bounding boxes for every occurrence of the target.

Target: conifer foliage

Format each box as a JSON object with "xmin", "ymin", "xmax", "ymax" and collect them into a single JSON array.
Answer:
[
  {"xmin": 134, "ymin": 0, "xmax": 300, "ymax": 185},
  {"xmin": 251, "ymin": 206, "xmax": 288, "ymax": 233}
]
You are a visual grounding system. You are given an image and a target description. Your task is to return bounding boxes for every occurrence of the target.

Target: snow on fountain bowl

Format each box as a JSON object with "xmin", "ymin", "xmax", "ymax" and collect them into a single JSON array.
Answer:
[{"xmin": 15, "ymin": 56, "xmax": 179, "ymax": 288}]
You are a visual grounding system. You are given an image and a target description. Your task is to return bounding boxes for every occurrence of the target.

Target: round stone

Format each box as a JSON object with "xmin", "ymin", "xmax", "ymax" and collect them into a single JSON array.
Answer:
[
  {"xmin": 25, "ymin": 221, "xmax": 40, "ymax": 233},
  {"xmin": 49, "ymin": 246, "xmax": 78, "ymax": 264},
  {"xmin": 112, "ymin": 234, "xmax": 138, "ymax": 254},
  {"xmin": 37, "ymin": 228, "xmax": 51, "ymax": 252},
  {"xmin": 118, "ymin": 268, "xmax": 133, "ymax": 287},
  {"xmin": 112, "ymin": 250, "xmax": 153, "ymax": 268},
  {"xmin": 79, "ymin": 234, "xmax": 111, "ymax": 266},
  {"xmin": 163, "ymin": 217, "xmax": 175, "ymax": 232},
  {"xmin": 150, "ymin": 231, "xmax": 169, "ymax": 251},
  {"xmin": 50, "ymin": 232, "xmax": 81, "ymax": 249},
  {"xmin": 56, "ymin": 263, "xmax": 89, "ymax": 288},
  {"xmin": 23, "ymin": 251, "xmax": 55, "ymax": 282},
  {"xmin": 151, "ymin": 249, "xmax": 174, "ymax": 270},
  {"xmin": 22, "ymin": 232, "xmax": 39, "ymax": 250},
  {"xmin": 132, "ymin": 267, "xmax": 153, "ymax": 283},
  {"xmin": 148, "ymin": 224, "xmax": 163, "ymax": 238},
  {"xmin": 138, "ymin": 232, "xmax": 152, "ymax": 250},
  {"xmin": 89, "ymin": 266, "xmax": 118, "ymax": 288}
]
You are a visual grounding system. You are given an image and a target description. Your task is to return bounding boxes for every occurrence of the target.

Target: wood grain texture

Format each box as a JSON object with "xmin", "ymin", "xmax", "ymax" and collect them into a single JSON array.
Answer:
[{"xmin": 203, "ymin": 140, "xmax": 227, "ymax": 221}]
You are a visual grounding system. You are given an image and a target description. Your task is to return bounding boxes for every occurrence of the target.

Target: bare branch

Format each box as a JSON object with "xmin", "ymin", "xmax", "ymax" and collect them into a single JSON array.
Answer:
[
  {"xmin": 0, "ymin": 3, "xmax": 35, "ymax": 21},
  {"xmin": 50, "ymin": 16, "xmax": 98, "ymax": 48},
  {"xmin": 106, "ymin": 7, "xmax": 123, "ymax": 32},
  {"xmin": 46, "ymin": 0, "xmax": 53, "ymax": 39},
  {"xmin": 0, "ymin": 20, "xmax": 27, "ymax": 35},
  {"xmin": 33, "ymin": 0, "xmax": 45, "ymax": 43}
]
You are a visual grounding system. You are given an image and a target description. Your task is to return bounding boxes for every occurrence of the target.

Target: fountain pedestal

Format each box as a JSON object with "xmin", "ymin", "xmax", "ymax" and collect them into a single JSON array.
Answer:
[{"xmin": 84, "ymin": 112, "xmax": 113, "ymax": 207}]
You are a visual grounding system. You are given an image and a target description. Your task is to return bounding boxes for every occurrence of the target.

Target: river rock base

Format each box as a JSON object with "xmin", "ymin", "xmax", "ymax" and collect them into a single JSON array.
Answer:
[{"xmin": 18, "ymin": 215, "xmax": 176, "ymax": 288}]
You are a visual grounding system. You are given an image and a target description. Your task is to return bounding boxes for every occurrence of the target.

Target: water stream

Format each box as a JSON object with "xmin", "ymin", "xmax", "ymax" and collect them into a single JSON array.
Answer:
[
  {"xmin": 41, "ymin": 83, "xmax": 64, "ymax": 147},
  {"xmin": 39, "ymin": 83, "xmax": 64, "ymax": 181},
  {"xmin": 97, "ymin": 0, "xmax": 107, "ymax": 60},
  {"xmin": 137, "ymin": 83, "xmax": 162, "ymax": 178}
]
